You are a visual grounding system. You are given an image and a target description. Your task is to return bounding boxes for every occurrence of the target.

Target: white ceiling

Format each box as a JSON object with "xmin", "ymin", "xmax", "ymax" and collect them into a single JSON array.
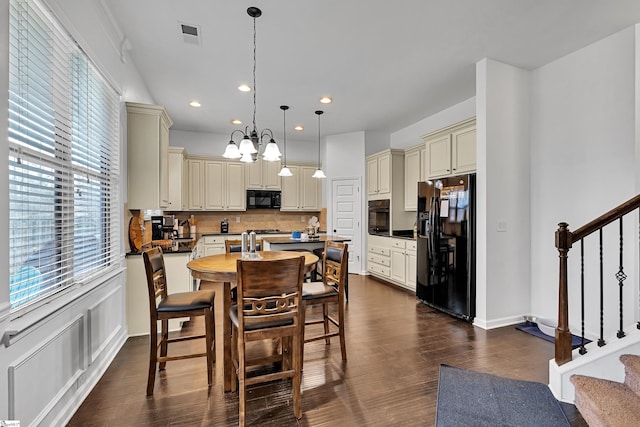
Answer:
[{"xmin": 105, "ymin": 0, "xmax": 640, "ymax": 142}]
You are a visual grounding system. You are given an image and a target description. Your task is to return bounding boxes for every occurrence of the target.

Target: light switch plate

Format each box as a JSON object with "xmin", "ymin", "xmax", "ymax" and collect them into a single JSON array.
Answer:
[{"xmin": 497, "ymin": 220, "xmax": 508, "ymax": 232}]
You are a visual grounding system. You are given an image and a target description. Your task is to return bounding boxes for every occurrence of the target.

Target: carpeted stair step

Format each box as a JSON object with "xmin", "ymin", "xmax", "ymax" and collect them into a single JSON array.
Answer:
[
  {"xmin": 571, "ymin": 374, "xmax": 640, "ymax": 426},
  {"xmin": 620, "ymin": 354, "xmax": 640, "ymax": 398}
]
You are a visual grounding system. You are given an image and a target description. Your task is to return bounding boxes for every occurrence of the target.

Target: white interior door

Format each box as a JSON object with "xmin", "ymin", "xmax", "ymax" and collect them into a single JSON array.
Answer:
[{"xmin": 331, "ymin": 178, "xmax": 361, "ymax": 275}]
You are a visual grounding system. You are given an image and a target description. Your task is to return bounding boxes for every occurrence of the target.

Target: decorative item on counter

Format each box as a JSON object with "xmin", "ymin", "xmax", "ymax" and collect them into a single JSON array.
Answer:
[
  {"xmin": 249, "ymin": 231, "xmax": 257, "ymax": 253},
  {"xmin": 189, "ymin": 215, "xmax": 197, "ymax": 239},
  {"xmin": 241, "ymin": 232, "xmax": 249, "ymax": 256},
  {"xmin": 300, "ymin": 232, "xmax": 309, "ymax": 241},
  {"xmin": 306, "ymin": 216, "xmax": 320, "ymax": 239},
  {"xmin": 291, "ymin": 230, "xmax": 301, "ymax": 239},
  {"xmin": 221, "ymin": 218, "xmax": 229, "ymax": 233}
]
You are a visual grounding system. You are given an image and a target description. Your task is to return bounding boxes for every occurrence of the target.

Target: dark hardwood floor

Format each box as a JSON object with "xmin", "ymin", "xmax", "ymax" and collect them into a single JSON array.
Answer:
[{"xmin": 69, "ymin": 275, "xmax": 586, "ymax": 426}]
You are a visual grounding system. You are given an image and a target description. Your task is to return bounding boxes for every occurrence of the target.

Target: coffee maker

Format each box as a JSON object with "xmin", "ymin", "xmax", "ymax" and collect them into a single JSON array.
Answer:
[{"xmin": 151, "ymin": 215, "xmax": 175, "ymax": 240}]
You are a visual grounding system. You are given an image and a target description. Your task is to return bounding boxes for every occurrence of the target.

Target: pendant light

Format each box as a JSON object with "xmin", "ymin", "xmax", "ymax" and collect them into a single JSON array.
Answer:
[
  {"xmin": 223, "ymin": 7, "xmax": 281, "ymax": 162},
  {"xmin": 278, "ymin": 105, "xmax": 293, "ymax": 177},
  {"xmin": 312, "ymin": 110, "xmax": 326, "ymax": 179}
]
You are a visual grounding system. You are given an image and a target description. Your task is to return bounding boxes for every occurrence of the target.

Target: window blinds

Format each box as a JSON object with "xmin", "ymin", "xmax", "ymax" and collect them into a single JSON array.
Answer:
[{"xmin": 8, "ymin": 0, "xmax": 121, "ymax": 310}]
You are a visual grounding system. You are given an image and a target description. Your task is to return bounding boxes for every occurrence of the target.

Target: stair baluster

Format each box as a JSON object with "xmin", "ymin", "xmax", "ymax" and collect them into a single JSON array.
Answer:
[
  {"xmin": 579, "ymin": 240, "xmax": 587, "ymax": 355},
  {"xmin": 617, "ymin": 217, "xmax": 626, "ymax": 339},
  {"xmin": 598, "ymin": 228, "xmax": 606, "ymax": 347}
]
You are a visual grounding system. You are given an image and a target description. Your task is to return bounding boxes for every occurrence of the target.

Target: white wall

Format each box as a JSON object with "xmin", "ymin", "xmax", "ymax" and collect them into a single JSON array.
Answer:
[
  {"xmin": 529, "ymin": 26, "xmax": 637, "ymax": 337},
  {"xmin": 475, "ymin": 59, "xmax": 531, "ymax": 329},
  {"xmin": 364, "ymin": 131, "xmax": 390, "ymax": 156},
  {"xmin": 390, "ymin": 97, "xmax": 476, "ymax": 150},
  {"xmin": 0, "ymin": 0, "xmax": 152, "ymax": 424},
  {"xmin": 326, "ymin": 131, "xmax": 366, "ymax": 273}
]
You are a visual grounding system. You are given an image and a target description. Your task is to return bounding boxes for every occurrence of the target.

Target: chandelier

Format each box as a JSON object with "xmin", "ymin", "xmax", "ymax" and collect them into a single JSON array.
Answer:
[{"xmin": 223, "ymin": 7, "xmax": 281, "ymax": 163}]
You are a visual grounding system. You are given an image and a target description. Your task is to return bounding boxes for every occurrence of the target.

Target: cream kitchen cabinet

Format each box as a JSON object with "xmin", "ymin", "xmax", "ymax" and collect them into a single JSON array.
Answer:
[
  {"xmin": 187, "ymin": 158, "xmax": 205, "ymax": 210},
  {"xmin": 367, "ymin": 234, "xmax": 391, "ymax": 279},
  {"xmin": 366, "ymin": 149, "xmax": 406, "ymax": 202},
  {"xmin": 187, "ymin": 156, "xmax": 246, "ymax": 211},
  {"xmin": 280, "ymin": 164, "xmax": 321, "ymax": 211},
  {"xmin": 246, "ymin": 159, "xmax": 281, "ymax": 190},
  {"xmin": 425, "ymin": 118, "xmax": 476, "ymax": 179},
  {"xmin": 126, "ymin": 102, "xmax": 173, "ymax": 210},
  {"xmin": 168, "ymin": 146, "xmax": 186, "ymax": 210},
  {"xmin": 390, "ymin": 238, "xmax": 417, "ymax": 291},
  {"xmin": 404, "ymin": 144, "xmax": 426, "ymax": 210}
]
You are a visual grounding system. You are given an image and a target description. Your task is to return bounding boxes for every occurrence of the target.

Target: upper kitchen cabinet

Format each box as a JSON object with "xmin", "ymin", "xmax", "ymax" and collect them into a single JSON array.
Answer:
[
  {"xmin": 366, "ymin": 149, "xmax": 404, "ymax": 199},
  {"xmin": 424, "ymin": 118, "xmax": 476, "ymax": 179},
  {"xmin": 126, "ymin": 102, "xmax": 173, "ymax": 210},
  {"xmin": 187, "ymin": 156, "xmax": 246, "ymax": 211},
  {"xmin": 280, "ymin": 164, "xmax": 321, "ymax": 211},
  {"xmin": 246, "ymin": 158, "xmax": 281, "ymax": 190},
  {"xmin": 404, "ymin": 144, "xmax": 426, "ymax": 210},
  {"xmin": 168, "ymin": 147, "xmax": 187, "ymax": 210}
]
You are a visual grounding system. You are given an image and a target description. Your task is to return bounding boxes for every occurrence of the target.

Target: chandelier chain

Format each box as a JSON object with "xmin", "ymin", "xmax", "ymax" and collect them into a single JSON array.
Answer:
[{"xmin": 252, "ymin": 14, "xmax": 257, "ymax": 132}]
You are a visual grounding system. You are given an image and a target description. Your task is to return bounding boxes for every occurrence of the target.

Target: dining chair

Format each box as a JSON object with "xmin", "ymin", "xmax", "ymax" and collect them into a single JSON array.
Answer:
[
  {"xmin": 230, "ymin": 256, "xmax": 305, "ymax": 426},
  {"xmin": 225, "ymin": 238, "xmax": 263, "ymax": 253},
  {"xmin": 300, "ymin": 241, "xmax": 349, "ymax": 368},
  {"xmin": 142, "ymin": 247, "xmax": 216, "ymax": 396}
]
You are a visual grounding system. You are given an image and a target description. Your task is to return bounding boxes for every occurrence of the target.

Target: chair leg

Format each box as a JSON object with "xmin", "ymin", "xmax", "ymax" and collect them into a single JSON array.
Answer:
[
  {"xmin": 338, "ymin": 295, "xmax": 347, "ymax": 361},
  {"xmin": 159, "ymin": 319, "xmax": 169, "ymax": 370},
  {"xmin": 204, "ymin": 307, "xmax": 215, "ymax": 387},
  {"xmin": 292, "ymin": 330, "xmax": 302, "ymax": 420},
  {"xmin": 147, "ymin": 320, "xmax": 158, "ymax": 396},
  {"xmin": 300, "ymin": 300, "xmax": 307, "ymax": 371},
  {"xmin": 231, "ymin": 324, "xmax": 238, "ymax": 393},
  {"xmin": 323, "ymin": 303, "xmax": 330, "ymax": 345},
  {"xmin": 238, "ymin": 337, "xmax": 247, "ymax": 427}
]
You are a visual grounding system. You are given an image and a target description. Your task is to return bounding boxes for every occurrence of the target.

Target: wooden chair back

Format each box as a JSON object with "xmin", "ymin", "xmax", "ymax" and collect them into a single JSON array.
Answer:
[
  {"xmin": 143, "ymin": 247, "xmax": 168, "ymax": 315},
  {"xmin": 322, "ymin": 241, "xmax": 349, "ymax": 290},
  {"xmin": 236, "ymin": 256, "xmax": 305, "ymax": 331}
]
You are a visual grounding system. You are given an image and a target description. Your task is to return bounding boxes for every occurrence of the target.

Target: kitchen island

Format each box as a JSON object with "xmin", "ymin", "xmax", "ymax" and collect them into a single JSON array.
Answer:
[{"xmin": 262, "ymin": 234, "xmax": 351, "ymax": 251}]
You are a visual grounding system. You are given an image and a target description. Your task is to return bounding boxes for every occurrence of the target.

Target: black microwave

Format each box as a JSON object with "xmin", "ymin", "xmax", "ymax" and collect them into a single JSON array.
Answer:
[{"xmin": 246, "ymin": 190, "xmax": 281, "ymax": 209}]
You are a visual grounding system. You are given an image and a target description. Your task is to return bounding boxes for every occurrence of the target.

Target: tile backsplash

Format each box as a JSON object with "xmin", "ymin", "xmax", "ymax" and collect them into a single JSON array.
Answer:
[{"xmin": 128, "ymin": 209, "xmax": 325, "ymax": 249}]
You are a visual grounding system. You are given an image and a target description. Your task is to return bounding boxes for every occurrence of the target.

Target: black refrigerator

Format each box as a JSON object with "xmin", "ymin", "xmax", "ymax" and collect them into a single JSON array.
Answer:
[{"xmin": 416, "ymin": 174, "xmax": 476, "ymax": 322}]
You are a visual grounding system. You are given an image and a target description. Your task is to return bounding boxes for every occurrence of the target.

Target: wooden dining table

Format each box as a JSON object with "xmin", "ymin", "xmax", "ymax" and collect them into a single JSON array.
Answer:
[{"xmin": 187, "ymin": 250, "xmax": 319, "ymax": 392}]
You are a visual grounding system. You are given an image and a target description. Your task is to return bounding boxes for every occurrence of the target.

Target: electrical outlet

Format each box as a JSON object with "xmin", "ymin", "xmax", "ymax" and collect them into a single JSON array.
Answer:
[
  {"xmin": 497, "ymin": 220, "xmax": 508, "ymax": 232},
  {"xmin": 301, "ymin": 216, "xmax": 306, "ymax": 222},
  {"xmin": 78, "ymin": 373, "xmax": 86, "ymax": 386},
  {"xmin": 236, "ymin": 217, "xmax": 240, "ymax": 223}
]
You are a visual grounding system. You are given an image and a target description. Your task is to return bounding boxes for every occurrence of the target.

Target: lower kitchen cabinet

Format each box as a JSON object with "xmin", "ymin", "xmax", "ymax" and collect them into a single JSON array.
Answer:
[
  {"xmin": 367, "ymin": 235, "xmax": 391, "ymax": 279},
  {"xmin": 126, "ymin": 251, "xmax": 192, "ymax": 336},
  {"xmin": 368, "ymin": 235, "xmax": 416, "ymax": 291},
  {"xmin": 390, "ymin": 238, "xmax": 417, "ymax": 291}
]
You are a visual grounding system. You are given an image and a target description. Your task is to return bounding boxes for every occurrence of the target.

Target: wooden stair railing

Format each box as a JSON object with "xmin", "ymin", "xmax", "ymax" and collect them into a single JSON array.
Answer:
[{"xmin": 555, "ymin": 194, "xmax": 640, "ymax": 365}]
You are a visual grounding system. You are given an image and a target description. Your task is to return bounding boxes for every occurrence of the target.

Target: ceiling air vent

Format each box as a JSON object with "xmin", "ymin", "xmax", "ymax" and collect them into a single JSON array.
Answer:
[{"xmin": 179, "ymin": 23, "xmax": 201, "ymax": 46}]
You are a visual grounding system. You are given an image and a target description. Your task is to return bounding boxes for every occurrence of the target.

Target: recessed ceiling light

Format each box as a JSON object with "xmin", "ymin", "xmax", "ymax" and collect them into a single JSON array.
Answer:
[
  {"xmin": 238, "ymin": 84, "xmax": 251, "ymax": 92},
  {"xmin": 319, "ymin": 96, "xmax": 332, "ymax": 104},
  {"xmin": 189, "ymin": 100, "xmax": 201, "ymax": 108},
  {"xmin": 294, "ymin": 125, "xmax": 304, "ymax": 131},
  {"xmin": 231, "ymin": 119, "xmax": 242, "ymax": 125}
]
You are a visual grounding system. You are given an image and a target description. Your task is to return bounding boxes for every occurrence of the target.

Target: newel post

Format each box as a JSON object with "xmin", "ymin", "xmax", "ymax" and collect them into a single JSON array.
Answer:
[{"xmin": 555, "ymin": 222, "xmax": 573, "ymax": 365}]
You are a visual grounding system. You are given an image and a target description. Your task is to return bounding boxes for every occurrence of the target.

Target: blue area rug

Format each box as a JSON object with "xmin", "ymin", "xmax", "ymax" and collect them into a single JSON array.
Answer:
[
  {"xmin": 515, "ymin": 321, "xmax": 591, "ymax": 349},
  {"xmin": 435, "ymin": 364, "xmax": 570, "ymax": 427}
]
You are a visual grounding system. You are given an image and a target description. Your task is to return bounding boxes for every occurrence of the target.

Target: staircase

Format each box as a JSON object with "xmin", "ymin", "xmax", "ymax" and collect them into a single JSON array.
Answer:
[{"xmin": 571, "ymin": 354, "xmax": 640, "ymax": 425}]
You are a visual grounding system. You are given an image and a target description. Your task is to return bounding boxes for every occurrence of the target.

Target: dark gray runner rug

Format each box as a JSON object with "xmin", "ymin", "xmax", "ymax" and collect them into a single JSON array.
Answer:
[{"xmin": 436, "ymin": 364, "xmax": 570, "ymax": 426}]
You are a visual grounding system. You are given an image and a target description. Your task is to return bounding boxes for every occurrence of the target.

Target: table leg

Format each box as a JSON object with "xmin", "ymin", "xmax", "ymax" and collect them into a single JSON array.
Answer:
[{"xmin": 223, "ymin": 281, "xmax": 232, "ymax": 392}]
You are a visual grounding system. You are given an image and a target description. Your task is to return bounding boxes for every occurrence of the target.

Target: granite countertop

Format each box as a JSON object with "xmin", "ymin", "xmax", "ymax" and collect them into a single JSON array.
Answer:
[
  {"xmin": 261, "ymin": 234, "xmax": 350, "ymax": 244},
  {"xmin": 126, "ymin": 247, "xmax": 193, "ymax": 256}
]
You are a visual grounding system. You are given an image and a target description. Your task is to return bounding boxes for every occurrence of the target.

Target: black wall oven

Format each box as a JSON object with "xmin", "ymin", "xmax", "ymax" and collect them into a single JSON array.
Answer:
[
  {"xmin": 246, "ymin": 190, "xmax": 281, "ymax": 209},
  {"xmin": 368, "ymin": 199, "xmax": 390, "ymax": 235}
]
